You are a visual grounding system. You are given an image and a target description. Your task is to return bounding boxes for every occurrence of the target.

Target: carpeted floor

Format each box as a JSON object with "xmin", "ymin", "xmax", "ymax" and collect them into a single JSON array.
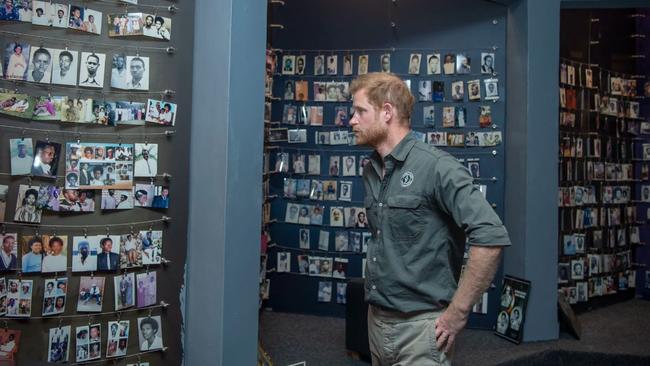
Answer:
[{"xmin": 259, "ymin": 299, "xmax": 650, "ymax": 366}]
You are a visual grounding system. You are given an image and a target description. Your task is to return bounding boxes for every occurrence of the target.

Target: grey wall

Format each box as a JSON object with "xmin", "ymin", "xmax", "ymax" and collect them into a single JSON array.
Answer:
[
  {"xmin": 503, "ymin": 0, "xmax": 561, "ymax": 341},
  {"xmin": 183, "ymin": 0, "xmax": 266, "ymax": 364}
]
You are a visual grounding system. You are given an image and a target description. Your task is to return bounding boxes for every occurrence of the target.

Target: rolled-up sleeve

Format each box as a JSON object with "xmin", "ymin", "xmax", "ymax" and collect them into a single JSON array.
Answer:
[{"xmin": 433, "ymin": 155, "xmax": 511, "ymax": 247}]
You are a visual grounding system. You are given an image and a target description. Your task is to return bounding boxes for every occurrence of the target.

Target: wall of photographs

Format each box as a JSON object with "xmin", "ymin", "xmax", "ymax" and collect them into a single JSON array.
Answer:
[
  {"xmin": 0, "ymin": 0, "xmax": 192, "ymax": 364},
  {"xmin": 262, "ymin": 0, "xmax": 508, "ymax": 330},
  {"xmin": 558, "ymin": 60, "xmax": 646, "ymax": 310}
]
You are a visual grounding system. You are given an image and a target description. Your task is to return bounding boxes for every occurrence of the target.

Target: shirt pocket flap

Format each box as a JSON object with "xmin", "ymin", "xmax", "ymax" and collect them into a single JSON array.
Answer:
[
  {"xmin": 364, "ymin": 196, "xmax": 374, "ymax": 209},
  {"xmin": 387, "ymin": 195, "xmax": 422, "ymax": 209}
]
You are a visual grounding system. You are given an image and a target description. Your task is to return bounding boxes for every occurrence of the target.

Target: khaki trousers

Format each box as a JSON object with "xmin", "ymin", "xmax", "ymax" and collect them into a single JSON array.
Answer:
[{"xmin": 368, "ymin": 305, "xmax": 453, "ymax": 366}]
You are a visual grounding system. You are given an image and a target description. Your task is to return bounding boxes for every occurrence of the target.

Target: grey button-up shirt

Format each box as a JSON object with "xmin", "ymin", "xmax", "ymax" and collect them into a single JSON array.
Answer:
[{"xmin": 363, "ymin": 133, "xmax": 511, "ymax": 313}]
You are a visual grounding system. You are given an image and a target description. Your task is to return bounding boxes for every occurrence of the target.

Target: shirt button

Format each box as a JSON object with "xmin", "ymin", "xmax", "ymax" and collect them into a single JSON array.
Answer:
[
  {"xmin": 371, "ymin": 285, "xmax": 377, "ymax": 290},
  {"xmin": 372, "ymin": 257, "xmax": 377, "ymax": 262},
  {"xmin": 378, "ymin": 202, "xmax": 383, "ymax": 207},
  {"xmin": 377, "ymin": 230, "xmax": 381, "ymax": 235}
]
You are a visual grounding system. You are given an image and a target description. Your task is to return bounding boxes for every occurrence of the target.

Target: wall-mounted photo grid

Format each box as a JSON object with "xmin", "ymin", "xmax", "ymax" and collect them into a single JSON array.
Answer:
[
  {"xmin": 262, "ymin": 47, "xmax": 506, "ymax": 323},
  {"xmin": 0, "ymin": 0, "xmax": 180, "ymax": 363},
  {"xmin": 558, "ymin": 61, "xmax": 642, "ymax": 308}
]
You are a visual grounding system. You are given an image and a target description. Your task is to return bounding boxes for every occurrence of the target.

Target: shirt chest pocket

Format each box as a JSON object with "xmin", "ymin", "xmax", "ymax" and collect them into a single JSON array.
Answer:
[{"xmin": 387, "ymin": 195, "xmax": 426, "ymax": 242}]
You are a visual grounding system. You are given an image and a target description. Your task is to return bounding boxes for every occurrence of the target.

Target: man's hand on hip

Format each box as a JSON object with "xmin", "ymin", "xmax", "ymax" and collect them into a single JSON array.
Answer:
[{"xmin": 434, "ymin": 303, "xmax": 468, "ymax": 353}]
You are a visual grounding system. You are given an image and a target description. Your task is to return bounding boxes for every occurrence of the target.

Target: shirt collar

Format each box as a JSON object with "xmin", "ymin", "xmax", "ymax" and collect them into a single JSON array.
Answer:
[{"xmin": 369, "ymin": 132, "xmax": 417, "ymax": 175}]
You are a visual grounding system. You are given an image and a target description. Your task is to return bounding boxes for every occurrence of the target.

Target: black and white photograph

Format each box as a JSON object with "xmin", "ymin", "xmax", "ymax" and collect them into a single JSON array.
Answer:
[
  {"xmin": 134, "ymin": 143, "xmax": 158, "ymax": 177},
  {"xmin": 284, "ymin": 80, "xmax": 295, "ymax": 100},
  {"xmin": 78, "ymin": 52, "xmax": 105, "ymax": 88},
  {"xmin": 451, "ymin": 80, "xmax": 464, "ymax": 101},
  {"xmin": 467, "ymin": 79, "xmax": 481, "ymax": 101},
  {"xmin": 296, "ymin": 55, "xmax": 306, "ymax": 75},
  {"xmin": 0, "ymin": 234, "xmax": 18, "ymax": 271},
  {"xmin": 334, "ymin": 231, "xmax": 348, "ymax": 252},
  {"xmin": 141, "ymin": 14, "xmax": 171, "ymax": 40},
  {"xmin": 277, "ymin": 252, "xmax": 290, "ymax": 273},
  {"xmin": 408, "ymin": 53, "xmax": 421, "ymax": 74},
  {"xmin": 314, "ymin": 55, "xmax": 324, "ymax": 75},
  {"xmin": 342, "ymin": 156, "xmax": 356, "ymax": 176},
  {"xmin": 61, "ymin": 97, "xmax": 93, "ymax": 123},
  {"xmin": 121, "ymin": 56, "xmax": 149, "ymax": 90},
  {"xmin": 14, "ymin": 184, "xmax": 43, "ymax": 223},
  {"xmin": 423, "ymin": 106, "xmax": 435, "ymax": 126},
  {"xmin": 26, "ymin": 47, "xmax": 53, "ymax": 83},
  {"xmin": 326, "ymin": 55, "xmax": 337, "ymax": 75},
  {"xmin": 288, "ymin": 129, "xmax": 307, "ymax": 144},
  {"xmin": 307, "ymin": 155, "xmax": 320, "ymax": 175},
  {"xmin": 114, "ymin": 272, "xmax": 135, "ymax": 310},
  {"xmin": 32, "ymin": 1, "xmax": 53, "ymax": 26},
  {"xmin": 333, "ymin": 258, "xmax": 348, "ymax": 279},
  {"xmin": 456, "ymin": 53, "xmax": 471, "ymax": 74},
  {"xmin": 318, "ymin": 230, "xmax": 329, "ymax": 251},
  {"xmin": 145, "ymin": 99, "xmax": 177, "ymax": 126},
  {"xmin": 484, "ymin": 78, "xmax": 499, "ymax": 100},
  {"xmin": 299, "ymin": 229, "xmax": 310, "ymax": 249},
  {"xmin": 481, "ymin": 52, "xmax": 495, "ymax": 74},
  {"xmin": 282, "ymin": 55, "xmax": 295, "ymax": 75},
  {"xmin": 468, "ymin": 160, "xmax": 480, "ymax": 178},
  {"xmin": 339, "ymin": 181, "xmax": 352, "ymax": 202},
  {"xmin": 330, "ymin": 206, "xmax": 344, "ymax": 227},
  {"xmin": 77, "ymin": 276, "xmax": 104, "ymax": 312},
  {"xmin": 379, "ymin": 53, "xmax": 390, "ymax": 73},
  {"xmin": 415, "ymin": 80, "xmax": 431, "ymax": 102},
  {"xmin": 495, "ymin": 276, "xmax": 530, "ymax": 344},
  {"xmin": 42, "ymin": 277, "xmax": 67, "ymax": 316},
  {"xmin": 108, "ymin": 13, "xmax": 144, "ymax": 37},
  {"xmin": 138, "ymin": 316, "xmax": 163, "ymax": 351},
  {"xmin": 571, "ymin": 259, "xmax": 584, "ymax": 280},
  {"xmin": 298, "ymin": 255, "xmax": 309, "ymax": 274},
  {"xmin": 31, "ymin": 140, "xmax": 61, "ymax": 178},
  {"xmin": 426, "ymin": 53, "xmax": 441, "ymax": 75},
  {"xmin": 4, "ymin": 42, "xmax": 31, "ymax": 81},
  {"xmin": 72, "ymin": 236, "xmax": 98, "ymax": 272},
  {"xmin": 136, "ymin": 271, "xmax": 157, "ymax": 308},
  {"xmin": 443, "ymin": 54, "xmax": 456, "ymax": 74},
  {"xmin": 317, "ymin": 281, "xmax": 332, "ymax": 302},
  {"xmin": 52, "ymin": 49, "xmax": 79, "ymax": 86},
  {"xmin": 48, "ymin": 325, "xmax": 70, "ymax": 362}
]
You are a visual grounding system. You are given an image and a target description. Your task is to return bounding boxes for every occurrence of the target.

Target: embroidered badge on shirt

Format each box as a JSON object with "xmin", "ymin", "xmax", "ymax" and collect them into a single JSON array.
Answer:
[{"xmin": 400, "ymin": 171, "xmax": 414, "ymax": 187}]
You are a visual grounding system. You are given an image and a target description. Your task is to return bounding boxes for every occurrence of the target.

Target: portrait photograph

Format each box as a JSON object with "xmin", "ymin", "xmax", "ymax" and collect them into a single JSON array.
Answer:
[
  {"xmin": 40, "ymin": 236, "xmax": 68, "ymax": 273},
  {"xmin": 341, "ymin": 156, "xmax": 356, "ymax": 176},
  {"xmin": 442, "ymin": 106, "xmax": 455, "ymax": 128},
  {"xmin": 330, "ymin": 206, "xmax": 344, "ymax": 227},
  {"xmin": 299, "ymin": 228, "xmax": 310, "ymax": 249},
  {"xmin": 136, "ymin": 271, "xmax": 157, "ymax": 308},
  {"xmin": 9, "ymin": 138, "xmax": 33, "ymax": 176},
  {"xmin": 468, "ymin": 160, "xmax": 480, "ymax": 178},
  {"xmin": 108, "ymin": 13, "xmax": 144, "ymax": 37},
  {"xmin": 334, "ymin": 106, "xmax": 348, "ymax": 126},
  {"xmin": 106, "ymin": 320, "xmax": 129, "ymax": 358},
  {"xmin": 78, "ymin": 52, "xmax": 105, "ymax": 88},
  {"xmin": 408, "ymin": 53, "xmax": 422, "ymax": 74},
  {"xmin": 282, "ymin": 104, "xmax": 296, "ymax": 124},
  {"xmin": 467, "ymin": 80, "xmax": 481, "ymax": 101},
  {"xmin": 141, "ymin": 14, "xmax": 171, "ymax": 40},
  {"xmin": 42, "ymin": 277, "xmax": 67, "ymax": 316},
  {"xmin": 134, "ymin": 143, "xmax": 158, "ymax": 177},
  {"xmin": 61, "ymin": 97, "xmax": 93, "ymax": 123},
  {"xmin": 283, "ymin": 80, "xmax": 295, "ymax": 100},
  {"xmin": 339, "ymin": 181, "xmax": 352, "ymax": 201},
  {"xmin": 296, "ymin": 179, "xmax": 309, "ymax": 198},
  {"xmin": 52, "ymin": 49, "xmax": 79, "ymax": 86},
  {"xmin": 481, "ymin": 52, "xmax": 495, "ymax": 74},
  {"xmin": 342, "ymin": 54, "xmax": 353, "ymax": 75},
  {"xmin": 124, "ymin": 55, "xmax": 149, "ymax": 90},
  {"xmin": 282, "ymin": 55, "xmax": 295, "ymax": 75},
  {"xmin": 310, "ymin": 205, "xmax": 324, "ymax": 226},
  {"xmin": 285, "ymin": 202, "xmax": 299, "ymax": 224},
  {"xmin": 26, "ymin": 46, "xmax": 53, "ymax": 83},
  {"xmin": 426, "ymin": 53, "xmax": 441, "ymax": 75},
  {"xmin": 295, "ymin": 55, "xmax": 306, "ymax": 75},
  {"xmin": 451, "ymin": 80, "xmax": 464, "ymax": 101},
  {"xmin": 0, "ymin": 234, "xmax": 18, "ymax": 271},
  {"xmin": 277, "ymin": 252, "xmax": 290, "ymax": 273},
  {"xmin": 326, "ymin": 55, "xmax": 337, "ymax": 75},
  {"xmin": 422, "ymin": 105, "xmax": 436, "ymax": 126},
  {"xmin": 309, "ymin": 181, "xmax": 323, "ymax": 201},
  {"xmin": 456, "ymin": 53, "xmax": 471, "ymax": 73},
  {"xmin": 77, "ymin": 276, "xmax": 105, "ymax": 312},
  {"xmin": 295, "ymin": 81, "xmax": 308, "ymax": 102},
  {"xmin": 145, "ymin": 99, "xmax": 177, "ymax": 126},
  {"xmin": 71, "ymin": 236, "xmax": 98, "ymax": 272},
  {"xmin": 443, "ymin": 53, "xmax": 455, "ymax": 74},
  {"xmin": 138, "ymin": 316, "xmax": 163, "ymax": 351},
  {"xmin": 432, "ymin": 81, "xmax": 445, "ymax": 102},
  {"xmin": 484, "ymin": 78, "xmax": 499, "ymax": 100},
  {"xmin": 333, "ymin": 258, "xmax": 348, "ymax": 279},
  {"xmin": 14, "ymin": 184, "xmax": 43, "ymax": 223},
  {"xmin": 358, "ymin": 54, "xmax": 368, "ymax": 75},
  {"xmin": 455, "ymin": 107, "xmax": 466, "ymax": 127},
  {"xmin": 47, "ymin": 325, "xmax": 70, "ymax": 362},
  {"xmin": 318, "ymin": 231, "xmax": 329, "ymax": 251},
  {"xmin": 0, "ymin": 89, "xmax": 34, "ymax": 119},
  {"xmin": 418, "ymin": 80, "xmax": 432, "ymax": 101},
  {"xmin": 114, "ymin": 272, "xmax": 135, "ymax": 310},
  {"xmin": 334, "ymin": 231, "xmax": 348, "ymax": 252},
  {"xmin": 297, "ymin": 254, "xmax": 309, "ymax": 274},
  {"xmin": 318, "ymin": 281, "xmax": 332, "ymax": 302},
  {"xmin": 379, "ymin": 53, "xmax": 390, "ymax": 73},
  {"xmin": 314, "ymin": 55, "xmax": 324, "ymax": 75},
  {"xmin": 79, "ymin": 8, "xmax": 102, "ymax": 35},
  {"xmin": 0, "ymin": 328, "xmax": 20, "ymax": 362},
  {"xmin": 32, "ymin": 1, "xmax": 53, "ymax": 26},
  {"xmin": 323, "ymin": 180, "xmax": 337, "ymax": 200},
  {"xmin": 4, "ymin": 42, "xmax": 31, "ymax": 81}
]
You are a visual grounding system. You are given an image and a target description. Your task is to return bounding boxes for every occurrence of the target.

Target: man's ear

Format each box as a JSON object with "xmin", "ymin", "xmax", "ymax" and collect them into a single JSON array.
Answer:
[{"xmin": 381, "ymin": 102, "xmax": 394, "ymax": 123}]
